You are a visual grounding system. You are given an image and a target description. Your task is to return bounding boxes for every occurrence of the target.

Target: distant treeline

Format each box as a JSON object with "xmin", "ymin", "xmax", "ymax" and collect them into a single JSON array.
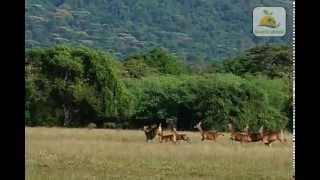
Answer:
[{"xmin": 25, "ymin": 45, "xmax": 292, "ymax": 132}]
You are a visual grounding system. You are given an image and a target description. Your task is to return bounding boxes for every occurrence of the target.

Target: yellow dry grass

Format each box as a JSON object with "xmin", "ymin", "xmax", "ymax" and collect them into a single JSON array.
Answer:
[{"xmin": 26, "ymin": 127, "xmax": 293, "ymax": 180}]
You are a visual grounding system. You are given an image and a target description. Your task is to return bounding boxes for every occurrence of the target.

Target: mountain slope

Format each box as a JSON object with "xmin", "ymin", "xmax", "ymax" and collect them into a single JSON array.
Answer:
[{"xmin": 25, "ymin": 0, "xmax": 293, "ymax": 61}]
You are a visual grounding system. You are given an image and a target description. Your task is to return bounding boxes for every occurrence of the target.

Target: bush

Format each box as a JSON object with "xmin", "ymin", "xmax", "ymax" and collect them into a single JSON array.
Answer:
[
  {"xmin": 125, "ymin": 73, "xmax": 289, "ymax": 131},
  {"xmin": 25, "ymin": 46, "xmax": 132, "ymax": 127},
  {"xmin": 25, "ymin": 46, "xmax": 291, "ymax": 132},
  {"xmin": 87, "ymin": 122, "xmax": 97, "ymax": 129},
  {"xmin": 103, "ymin": 122, "xmax": 116, "ymax": 129}
]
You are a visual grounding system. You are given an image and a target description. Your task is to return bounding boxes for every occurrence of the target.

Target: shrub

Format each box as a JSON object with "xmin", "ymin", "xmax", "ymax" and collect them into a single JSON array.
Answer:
[
  {"xmin": 103, "ymin": 122, "xmax": 116, "ymax": 129},
  {"xmin": 87, "ymin": 122, "xmax": 97, "ymax": 129},
  {"xmin": 125, "ymin": 73, "xmax": 289, "ymax": 131}
]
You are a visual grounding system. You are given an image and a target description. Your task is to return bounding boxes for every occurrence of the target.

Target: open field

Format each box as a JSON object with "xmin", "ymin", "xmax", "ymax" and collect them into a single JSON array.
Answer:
[{"xmin": 26, "ymin": 127, "xmax": 293, "ymax": 180}]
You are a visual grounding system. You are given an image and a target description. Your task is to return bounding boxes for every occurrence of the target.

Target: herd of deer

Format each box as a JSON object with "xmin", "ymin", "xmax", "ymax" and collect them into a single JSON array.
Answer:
[{"xmin": 143, "ymin": 121, "xmax": 287, "ymax": 147}]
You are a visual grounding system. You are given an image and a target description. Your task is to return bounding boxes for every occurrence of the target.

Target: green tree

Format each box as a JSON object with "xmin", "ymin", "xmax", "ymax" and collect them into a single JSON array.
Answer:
[
  {"xmin": 125, "ymin": 73, "xmax": 289, "ymax": 131},
  {"xmin": 25, "ymin": 45, "xmax": 132, "ymax": 127},
  {"xmin": 223, "ymin": 45, "xmax": 292, "ymax": 79},
  {"xmin": 124, "ymin": 48, "xmax": 187, "ymax": 76},
  {"xmin": 123, "ymin": 57, "xmax": 158, "ymax": 78}
]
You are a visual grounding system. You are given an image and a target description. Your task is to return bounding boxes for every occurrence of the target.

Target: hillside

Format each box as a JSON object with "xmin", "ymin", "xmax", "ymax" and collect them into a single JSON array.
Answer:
[{"xmin": 25, "ymin": 0, "xmax": 293, "ymax": 61}]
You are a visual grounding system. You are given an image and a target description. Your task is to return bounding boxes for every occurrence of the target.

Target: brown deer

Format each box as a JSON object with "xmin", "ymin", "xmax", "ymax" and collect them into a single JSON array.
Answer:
[
  {"xmin": 172, "ymin": 128, "xmax": 191, "ymax": 143},
  {"xmin": 244, "ymin": 126, "xmax": 264, "ymax": 142},
  {"xmin": 228, "ymin": 123, "xmax": 252, "ymax": 144},
  {"xmin": 159, "ymin": 134, "xmax": 176, "ymax": 143},
  {"xmin": 259, "ymin": 127, "xmax": 287, "ymax": 147},
  {"xmin": 156, "ymin": 123, "xmax": 163, "ymax": 142},
  {"xmin": 248, "ymin": 133, "xmax": 263, "ymax": 142},
  {"xmin": 156, "ymin": 123, "xmax": 176, "ymax": 143},
  {"xmin": 143, "ymin": 124, "xmax": 159, "ymax": 142},
  {"xmin": 194, "ymin": 121, "xmax": 224, "ymax": 141}
]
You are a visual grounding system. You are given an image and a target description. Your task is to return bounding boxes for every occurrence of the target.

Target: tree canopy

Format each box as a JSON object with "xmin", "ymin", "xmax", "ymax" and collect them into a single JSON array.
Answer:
[
  {"xmin": 26, "ymin": 46, "xmax": 131, "ymax": 127},
  {"xmin": 26, "ymin": 45, "xmax": 292, "ymax": 132},
  {"xmin": 223, "ymin": 45, "xmax": 292, "ymax": 79}
]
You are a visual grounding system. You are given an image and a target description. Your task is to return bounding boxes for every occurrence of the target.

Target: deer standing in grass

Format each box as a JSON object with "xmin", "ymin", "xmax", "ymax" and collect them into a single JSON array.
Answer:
[
  {"xmin": 259, "ymin": 126, "xmax": 287, "ymax": 147},
  {"xmin": 228, "ymin": 124, "xmax": 252, "ymax": 144},
  {"xmin": 157, "ymin": 123, "xmax": 177, "ymax": 143},
  {"xmin": 159, "ymin": 133, "xmax": 176, "ymax": 143},
  {"xmin": 143, "ymin": 124, "xmax": 159, "ymax": 142},
  {"xmin": 241, "ymin": 126, "xmax": 264, "ymax": 142},
  {"xmin": 194, "ymin": 121, "xmax": 224, "ymax": 141},
  {"xmin": 172, "ymin": 128, "xmax": 191, "ymax": 143}
]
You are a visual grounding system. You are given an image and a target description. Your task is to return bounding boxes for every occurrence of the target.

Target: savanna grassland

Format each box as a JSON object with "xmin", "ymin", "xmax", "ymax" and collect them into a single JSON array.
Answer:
[{"xmin": 26, "ymin": 127, "xmax": 292, "ymax": 180}]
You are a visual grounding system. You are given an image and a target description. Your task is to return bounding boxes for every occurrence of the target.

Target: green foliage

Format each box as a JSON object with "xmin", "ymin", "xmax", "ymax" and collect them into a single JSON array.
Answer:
[
  {"xmin": 187, "ymin": 60, "xmax": 225, "ymax": 75},
  {"xmin": 284, "ymin": 95, "xmax": 293, "ymax": 132},
  {"xmin": 222, "ymin": 45, "xmax": 293, "ymax": 131},
  {"xmin": 26, "ymin": 45, "xmax": 292, "ymax": 131},
  {"xmin": 25, "ymin": 0, "xmax": 293, "ymax": 61},
  {"xmin": 124, "ymin": 48, "xmax": 187, "ymax": 77},
  {"xmin": 123, "ymin": 58, "xmax": 158, "ymax": 78},
  {"xmin": 223, "ymin": 45, "xmax": 292, "ymax": 79},
  {"xmin": 125, "ymin": 74, "xmax": 289, "ymax": 131},
  {"xmin": 25, "ymin": 45, "xmax": 132, "ymax": 127}
]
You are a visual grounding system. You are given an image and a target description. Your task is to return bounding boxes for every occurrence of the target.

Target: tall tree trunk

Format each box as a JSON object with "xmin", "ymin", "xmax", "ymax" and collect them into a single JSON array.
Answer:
[
  {"xmin": 63, "ymin": 72, "xmax": 71, "ymax": 126},
  {"xmin": 63, "ymin": 104, "xmax": 71, "ymax": 126}
]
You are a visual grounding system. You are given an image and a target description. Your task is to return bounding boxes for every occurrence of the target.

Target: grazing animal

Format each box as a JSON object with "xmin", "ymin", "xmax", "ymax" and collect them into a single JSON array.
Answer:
[
  {"xmin": 248, "ymin": 132, "xmax": 263, "ymax": 142},
  {"xmin": 228, "ymin": 124, "xmax": 252, "ymax": 144},
  {"xmin": 156, "ymin": 123, "xmax": 176, "ymax": 143},
  {"xmin": 172, "ymin": 128, "xmax": 191, "ymax": 143},
  {"xmin": 156, "ymin": 123, "xmax": 163, "ymax": 142},
  {"xmin": 244, "ymin": 126, "xmax": 264, "ymax": 142},
  {"xmin": 259, "ymin": 127, "xmax": 286, "ymax": 147},
  {"xmin": 194, "ymin": 121, "xmax": 224, "ymax": 141},
  {"xmin": 143, "ymin": 124, "xmax": 158, "ymax": 142},
  {"xmin": 159, "ymin": 134, "xmax": 176, "ymax": 143}
]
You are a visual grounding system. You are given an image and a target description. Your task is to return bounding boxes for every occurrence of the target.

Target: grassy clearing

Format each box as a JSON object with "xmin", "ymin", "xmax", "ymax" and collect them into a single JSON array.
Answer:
[{"xmin": 26, "ymin": 127, "xmax": 292, "ymax": 180}]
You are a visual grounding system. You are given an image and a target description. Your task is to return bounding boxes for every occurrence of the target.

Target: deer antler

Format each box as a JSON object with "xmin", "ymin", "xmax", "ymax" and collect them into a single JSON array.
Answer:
[
  {"xmin": 280, "ymin": 129, "xmax": 287, "ymax": 143},
  {"xmin": 227, "ymin": 123, "xmax": 233, "ymax": 132},
  {"xmin": 172, "ymin": 128, "xmax": 177, "ymax": 133},
  {"xmin": 259, "ymin": 126, "xmax": 264, "ymax": 134},
  {"xmin": 243, "ymin": 124, "xmax": 249, "ymax": 133}
]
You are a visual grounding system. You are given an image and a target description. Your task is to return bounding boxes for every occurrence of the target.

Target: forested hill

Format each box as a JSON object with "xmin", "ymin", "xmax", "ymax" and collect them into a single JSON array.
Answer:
[{"xmin": 26, "ymin": 0, "xmax": 293, "ymax": 61}]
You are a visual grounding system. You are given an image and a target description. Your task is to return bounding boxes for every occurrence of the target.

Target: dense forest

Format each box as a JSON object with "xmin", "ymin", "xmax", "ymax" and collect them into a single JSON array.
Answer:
[
  {"xmin": 25, "ymin": 45, "xmax": 292, "ymax": 132},
  {"xmin": 25, "ymin": 0, "xmax": 293, "ymax": 61}
]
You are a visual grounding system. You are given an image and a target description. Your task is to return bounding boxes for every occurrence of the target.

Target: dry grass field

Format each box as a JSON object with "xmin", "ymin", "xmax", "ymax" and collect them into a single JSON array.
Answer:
[{"xmin": 26, "ymin": 127, "xmax": 293, "ymax": 180}]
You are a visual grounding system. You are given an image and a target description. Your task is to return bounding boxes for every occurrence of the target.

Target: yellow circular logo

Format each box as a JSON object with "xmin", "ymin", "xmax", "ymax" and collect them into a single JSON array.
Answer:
[{"xmin": 258, "ymin": 9, "xmax": 280, "ymax": 28}]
